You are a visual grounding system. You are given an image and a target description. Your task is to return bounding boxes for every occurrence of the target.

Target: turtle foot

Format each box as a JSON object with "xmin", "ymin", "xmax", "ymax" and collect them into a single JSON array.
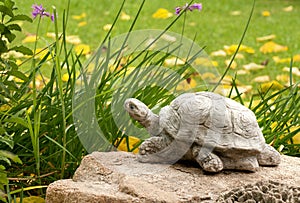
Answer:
[
  {"xmin": 192, "ymin": 147, "xmax": 223, "ymax": 172},
  {"xmin": 199, "ymin": 153, "xmax": 224, "ymax": 172},
  {"xmin": 139, "ymin": 137, "xmax": 167, "ymax": 156},
  {"xmin": 257, "ymin": 144, "xmax": 281, "ymax": 166}
]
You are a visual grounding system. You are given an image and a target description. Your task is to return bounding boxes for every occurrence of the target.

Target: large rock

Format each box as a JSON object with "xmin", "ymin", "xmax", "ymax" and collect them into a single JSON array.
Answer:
[{"xmin": 46, "ymin": 151, "xmax": 300, "ymax": 203}]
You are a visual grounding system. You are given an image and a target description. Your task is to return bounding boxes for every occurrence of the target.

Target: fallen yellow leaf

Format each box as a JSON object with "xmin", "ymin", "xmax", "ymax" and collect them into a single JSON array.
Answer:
[
  {"xmin": 22, "ymin": 35, "xmax": 38, "ymax": 43},
  {"xmin": 236, "ymin": 69, "xmax": 248, "ymax": 75},
  {"xmin": 283, "ymin": 5, "xmax": 293, "ymax": 12},
  {"xmin": 152, "ymin": 8, "xmax": 173, "ymax": 19},
  {"xmin": 256, "ymin": 34, "xmax": 276, "ymax": 42},
  {"xmin": 243, "ymin": 62, "xmax": 265, "ymax": 71},
  {"xmin": 72, "ymin": 12, "xmax": 86, "ymax": 20},
  {"xmin": 176, "ymin": 78, "xmax": 197, "ymax": 91},
  {"xmin": 230, "ymin": 10, "xmax": 241, "ymax": 16},
  {"xmin": 15, "ymin": 196, "xmax": 45, "ymax": 203},
  {"xmin": 224, "ymin": 44, "xmax": 255, "ymax": 55},
  {"xmin": 276, "ymin": 74, "xmax": 290, "ymax": 83},
  {"xmin": 103, "ymin": 24, "xmax": 113, "ymax": 31},
  {"xmin": 66, "ymin": 35, "xmax": 81, "ymax": 44},
  {"xmin": 244, "ymin": 100, "xmax": 261, "ymax": 109},
  {"xmin": 210, "ymin": 50, "xmax": 226, "ymax": 57},
  {"xmin": 46, "ymin": 32, "xmax": 56, "ymax": 39},
  {"xmin": 164, "ymin": 57, "xmax": 185, "ymax": 66},
  {"xmin": 225, "ymin": 59, "xmax": 237, "ymax": 69},
  {"xmin": 259, "ymin": 41, "xmax": 288, "ymax": 54},
  {"xmin": 78, "ymin": 21, "xmax": 87, "ymax": 27},
  {"xmin": 121, "ymin": 12, "xmax": 131, "ymax": 21},
  {"xmin": 282, "ymin": 67, "xmax": 300, "ymax": 76},
  {"xmin": 200, "ymin": 72, "xmax": 216, "ymax": 80},
  {"xmin": 214, "ymin": 84, "xmax": 251, "ymax": 98},
  {"xmin": 193, "ymin": 57, "xmax": 216, "ymax": 67},
  {"xmin": 272, "ymin": 56, "xmax": 291, "ymax": 64},
  {"xmin": 35, "ymin": 48, "xmax": 53, "ymax": 60},
  {"xmin": 253, "ymin": 75, "xmax": 270, "ymax": 83}
]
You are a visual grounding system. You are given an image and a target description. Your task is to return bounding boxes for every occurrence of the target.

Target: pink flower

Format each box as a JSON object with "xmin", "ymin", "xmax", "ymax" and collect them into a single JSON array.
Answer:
[
  {"xmin": 32, "ymin": 4, "xmax": 54, "ymax": 21},
  {"xmin": 175, "ymin": 3, "xmax": 202, "ymax": 15}
]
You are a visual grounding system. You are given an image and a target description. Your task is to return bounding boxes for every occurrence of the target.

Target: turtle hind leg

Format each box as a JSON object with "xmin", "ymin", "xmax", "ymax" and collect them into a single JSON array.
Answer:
[
  {"xmin": 257, "ymin": 144, "xmax": 281, "ymax": 166},
  {"xmin": 192, "ymin": 145, "xmax": 223, "ymax": 173}
]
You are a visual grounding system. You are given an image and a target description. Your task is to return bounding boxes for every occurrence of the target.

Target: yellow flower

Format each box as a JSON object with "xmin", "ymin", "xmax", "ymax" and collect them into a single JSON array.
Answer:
[
  {"xmin": 293, "ymin": 54, "xmax": 300, "ymax": 62},
  {"xmin": 74, "ymin": 44, "xmax": 90, "ymax": 55},
  {"xmin": 260, "ymin": 80, "xmax": 284, "ymax": 92},
  {"xmin": 290, "ymin": 126, "xmax": 300, "ymax": 144},
  {"xmin": 259, "ymin": 41, "xmax": 288, "ymax": 54},
  {"xmin": 262, "ymin": 10, "xmax": 271, "ymax": 17},
  {"xmin": 116, "ymin": 136, "xmax": 141, "ymax": 154},
  {"xmin": 0, "ymin": 104, "xmax": 10, "ymax": 111},
  {"xmin": 152, "ymin": 8, "xmax": 173, "ymax": 19}
]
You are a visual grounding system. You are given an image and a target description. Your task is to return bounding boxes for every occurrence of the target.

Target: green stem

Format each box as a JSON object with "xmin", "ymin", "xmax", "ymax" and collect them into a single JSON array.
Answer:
[
  {"xmin": 53, "ymin": 7, "xmax": 67, "ymax": 179},
  {"xmin": 31, "ymin": 16, "xmax": 41, "ymax": 185}
]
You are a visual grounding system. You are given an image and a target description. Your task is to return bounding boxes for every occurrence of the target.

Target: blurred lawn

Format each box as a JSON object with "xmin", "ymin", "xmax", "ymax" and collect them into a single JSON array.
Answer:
[{"xmin": 15, "ymin": 0, "xmax": 300, "ymax": 89}]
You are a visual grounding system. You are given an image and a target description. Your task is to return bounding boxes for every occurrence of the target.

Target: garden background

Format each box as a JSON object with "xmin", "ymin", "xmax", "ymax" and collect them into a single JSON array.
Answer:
[{"xmin": 0, "ymin": 0, "xmax": 299, "ymax": 202}]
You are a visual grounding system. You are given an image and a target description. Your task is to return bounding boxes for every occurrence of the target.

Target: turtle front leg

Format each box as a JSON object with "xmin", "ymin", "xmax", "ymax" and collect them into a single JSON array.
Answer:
[
  {"xmin": 138, "ymin": 136, "xmax": 190, "ymax": 164},
  {"xmin": 139, "ymin": 137, "xmax": 168, "ymax": 156},
  {"xmin": 192, "ymin": 145, "xmax": 223, "ymax": 173}
]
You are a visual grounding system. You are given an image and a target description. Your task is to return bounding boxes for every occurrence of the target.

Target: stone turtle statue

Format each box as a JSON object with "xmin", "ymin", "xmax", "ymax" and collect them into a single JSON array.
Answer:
[{"xmin": 124, "ymin": 92, "xmax": 280, "ymax": 172}]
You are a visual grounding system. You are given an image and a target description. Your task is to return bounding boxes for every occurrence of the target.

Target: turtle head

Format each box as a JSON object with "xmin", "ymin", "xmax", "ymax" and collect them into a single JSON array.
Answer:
[
  {"xmin": 124, "ymin": 98, "xmax": 151, "ymax": 125},
  {"xmin": 124, "ymin": 98, "xmax": 161, "ymax": 136}
]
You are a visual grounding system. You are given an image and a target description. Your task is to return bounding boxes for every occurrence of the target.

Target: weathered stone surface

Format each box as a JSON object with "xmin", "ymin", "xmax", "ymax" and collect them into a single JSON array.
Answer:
[{"xmin": 46, "ymin": 151, "xmax": 300, "ymax": 203}]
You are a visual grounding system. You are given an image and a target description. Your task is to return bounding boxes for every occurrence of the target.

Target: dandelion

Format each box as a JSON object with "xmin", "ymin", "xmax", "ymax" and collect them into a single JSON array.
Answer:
[
  {"xmin": 31, "ymin": 4, "xmax": 54, "ymax": 21},
  {"xmin": 175, "ymin": 3, "xmax": 202, "ymax": 15}
]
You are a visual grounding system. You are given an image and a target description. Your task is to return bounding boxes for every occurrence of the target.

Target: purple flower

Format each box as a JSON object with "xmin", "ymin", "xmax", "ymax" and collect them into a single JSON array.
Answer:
[
  {"xmin": 31, "ymin": 4, "xmax": 54, "ymax": 21},
  {"xmin": 175, "ymin": 3, "xmax": 202, "ymax": 15}
]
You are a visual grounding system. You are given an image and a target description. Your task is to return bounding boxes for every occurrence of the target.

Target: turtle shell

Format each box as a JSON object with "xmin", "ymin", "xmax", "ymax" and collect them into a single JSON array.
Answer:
[{"xmin": 159, "ymin": 92, "xmax": 265, "ymax": 156}]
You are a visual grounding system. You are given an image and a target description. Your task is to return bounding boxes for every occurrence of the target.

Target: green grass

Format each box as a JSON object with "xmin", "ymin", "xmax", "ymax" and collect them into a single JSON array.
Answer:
[{"xmin": 15, "ymin": 0, "xmax": 300, "ymax": 91}]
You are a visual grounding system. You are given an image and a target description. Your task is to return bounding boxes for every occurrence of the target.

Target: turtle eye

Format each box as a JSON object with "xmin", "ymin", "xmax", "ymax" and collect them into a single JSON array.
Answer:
[{"xmin": 129, "ymin": 103, "xmax": 135, "ymax": 110}]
